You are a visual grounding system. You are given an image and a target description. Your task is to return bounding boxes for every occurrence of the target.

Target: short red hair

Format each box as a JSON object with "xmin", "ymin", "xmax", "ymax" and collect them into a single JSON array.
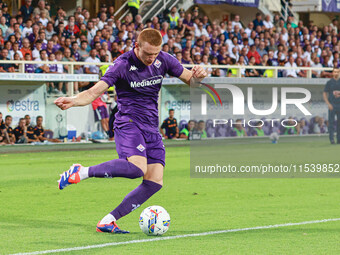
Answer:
[{"xmin": 137, "ymin": 28, "xmax": 162, "ymax": 47}]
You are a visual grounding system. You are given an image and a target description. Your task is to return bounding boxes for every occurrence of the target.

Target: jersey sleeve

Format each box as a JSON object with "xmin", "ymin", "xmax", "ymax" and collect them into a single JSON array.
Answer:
[
  {"xmin": 165, "ymin": 53, "xmax": 184, "ymax": 78},
  {"xmin": 100, "ymin": 60, "xmax": 124, "ymax": 88},
  {"xmin": 161, "ymin": 120, "xmax": 166, "ymax": 129}
]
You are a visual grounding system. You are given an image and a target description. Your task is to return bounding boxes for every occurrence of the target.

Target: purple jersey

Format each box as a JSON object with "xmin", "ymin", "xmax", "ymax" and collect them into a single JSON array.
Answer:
[
  {"xmin": 101, "ymin": 49, "xmax": 184, "ymax": 133},
  {"xmin": 25, "ymin": 64, "xmax": 35, "ymax": 73}
]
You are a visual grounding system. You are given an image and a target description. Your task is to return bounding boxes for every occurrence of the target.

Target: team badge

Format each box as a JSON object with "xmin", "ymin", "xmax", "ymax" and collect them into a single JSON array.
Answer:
[
  {"xmin": 154, "ymin": 59, "xmax": 162, "ymax": 68},
  {"xmin": 137, "ymin": 144, "xmax": 145, "ymax": 152}
]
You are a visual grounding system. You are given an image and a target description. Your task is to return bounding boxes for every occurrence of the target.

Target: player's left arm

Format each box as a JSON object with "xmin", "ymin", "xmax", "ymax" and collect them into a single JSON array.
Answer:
[{"xmin": 178, "ymin": 66, "xmax": 207, "ymax": 87}]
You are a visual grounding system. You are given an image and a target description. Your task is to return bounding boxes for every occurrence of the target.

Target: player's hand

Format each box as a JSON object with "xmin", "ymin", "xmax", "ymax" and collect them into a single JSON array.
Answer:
[
  {"xmin": 54, "ymin": 97, "xmax": 76, "ymax": 110},
  {"xmin": 328, "ymin": 103, "xmax": 334, "ymax": 111},
  {"xmin": 333, "ymin": 91, "xmax": 340, "ymax": 98},
  {"xmin": 192, "ymin": 65, "xmax": 207, "ymax": 79},
  {"xmin": 190, "ymin": 66, "xmax": 207, "ymax": 88}
]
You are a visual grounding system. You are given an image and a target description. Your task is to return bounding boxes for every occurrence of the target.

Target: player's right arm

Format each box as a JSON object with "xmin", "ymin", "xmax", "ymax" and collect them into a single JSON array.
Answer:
[
  {"xmin": 323, "ymin": 80, "xmax": 333, "ymax": 111},
  {"xmin": 54, "ymin": 80, "xmax": 109, "ymax": 110},
  {"xmin": 323, "ymin": 91, "xmax": 333, "ymax": 111}
]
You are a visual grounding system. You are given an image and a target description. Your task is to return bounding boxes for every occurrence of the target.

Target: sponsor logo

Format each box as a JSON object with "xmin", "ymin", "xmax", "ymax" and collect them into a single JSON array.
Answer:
[
  {"xmin": 6, "ymin": 99, "xmax": 40, "ymax": 112},
  {"xmin": 132, "ymin": 204, "xmax": 140, "ymax": 211},
  {"xmin": 154, "ymin": 59, "xmax": 162, "ymax": 68},
  {"xmin": 324, "ymin": 0, "xmax": 331, "ymax": 6},
  {"xmin": 129, "ymin": 65, "xmax": 138, "ymax": 71},
  {"xmin": 130, "ymin": 75, "xmax": 163, "ymax": 88},
  {"xmin": 137, "ymin": 144, "xmax": 145, "ymax": 152}
]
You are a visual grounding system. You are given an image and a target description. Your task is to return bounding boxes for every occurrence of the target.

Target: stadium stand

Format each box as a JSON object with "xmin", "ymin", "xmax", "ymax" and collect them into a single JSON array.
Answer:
[{"xmin": 0, "ymin": 0, "xmax": 337, "ymax": 144}]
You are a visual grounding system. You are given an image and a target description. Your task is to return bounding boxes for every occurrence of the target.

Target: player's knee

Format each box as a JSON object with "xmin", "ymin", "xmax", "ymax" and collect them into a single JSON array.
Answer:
[
  {"xmin": 128, "ymin": 156, "xmax": 147, "ymax": 175},
  {"xmin": 144, "ymin": 176, "xmax": 163, "ymax": 186}
]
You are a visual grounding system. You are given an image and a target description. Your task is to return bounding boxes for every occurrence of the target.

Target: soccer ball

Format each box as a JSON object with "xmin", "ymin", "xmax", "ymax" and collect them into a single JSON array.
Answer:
[
  {"xmin": 269, "ymin": 132, "xmax": 279, "ymax": 143},
  {"xmin": 139, "ymin": 205, "xmax": 170, "ymax": 236}
]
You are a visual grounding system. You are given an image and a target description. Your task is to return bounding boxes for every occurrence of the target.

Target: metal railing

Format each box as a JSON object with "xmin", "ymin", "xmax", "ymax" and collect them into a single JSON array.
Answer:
[
  {"xmin": 0, "ymin": 59, "xmax": 333, "ymax": 79},
  {"xmin": 0, "ymin": 59, "xmax": 333, "ymax": 96}
]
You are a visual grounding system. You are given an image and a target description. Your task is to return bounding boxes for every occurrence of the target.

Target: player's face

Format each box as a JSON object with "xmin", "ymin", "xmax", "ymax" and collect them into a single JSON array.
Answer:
[
  {"xmin": 333, "ymin": 68, "xmax": 339, "ymax": 79},
  {"xmin": 169, "ymin": 110, "xmax": 174, "ymax": 118},
  {"xmin": 136, "ymin": 41, "xmax": 161, "ymax": 66}
]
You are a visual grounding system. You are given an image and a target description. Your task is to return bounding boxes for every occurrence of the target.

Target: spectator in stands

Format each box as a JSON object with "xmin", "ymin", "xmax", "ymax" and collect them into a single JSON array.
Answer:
[
  {"xmin": 253, "ymin": 13, "xmax": 263, "ymax": 29},
  {"xmin": 245, "ymin": 56, "xmax": 260, "ymax": 77},
  {"xmin": 247, "ymin": 44, "xmax": 261, "ymax": 65},
  {"xmin": 180, "ymin": 120, "xmax": 195, "ymax": 139},
  {"xmin": 160, "ymin": 109, "xmax": 179, "ymax": 139},
  {"xmin": 321, "ymin": 56, "xmax": 333, "ymax": 78},
  {"xmin": 0, "ymin": 16, "xmax": 8, "ymax": 37},
  {"xmin": 84, "ymin": 49, "xmax": 100, "ymax": 74},
  {"xmin": 9, "ymin": 42, "xmax": 23, "ymax": 60},
  {"xmin": 22, "ymin": 19, "xmax": 33, "ymax": 38},
  {"xmin": 28, "ymin": 24, "xmax": 40, "ymax": 44},
  {"xmin": 2, "ymin": 3, "xmax": 11, "ymax": 26},
  {"xmin": 127, "ymin": 0, "xmax": 139, "ymax": 21},
  {"xmin": 233, "ymin": 119, "xmax": 247, "ymax": 137},
  {"xmin": 168, "ymin": 6, "xmax": 179, "ymax": 29},
  {"xmin": 284, "ymin": 56, "xmax": 298, "ymax": 77},
  {"xmin": 35, "ymin": 49, "xmax": 49, "ymax": 73},
  {"xmin": 232, "ymin": 15, "xmax": 242, "ymax": 30},
  {"xmin": 285, "ymin": 15, "xmax": 297, "ymax": 28},
  {"xmin": 24, "ymin": 53, "xmax": 35, "ymax": 73},
  {"xmin": 20, "ymin": 38, "xmax": 32, "ymax": 58},
  {"xmin": 257, "ymin": 41, "xmax": 267, "ymax": 57},
  {"xmin": 33, "ymin": 0, "xmax": 50, "ymax": 20},
  {"xmin": 19, "ymin": 0, "xmax": 34, "ymax": 23},
  {"xmin": 263, "ymin": 15, "xmax": 273, "ymax": 29},
  {"xmin": 0, "ymin": 49, "xmax": 14, "ymax": 72},
  {"xmin": 311, "ymin": 56, "xmax": 322, "ymax": 78},
  {"xmin": 329, "ymin": 19, "xmax": 338, "ymax": 34}
]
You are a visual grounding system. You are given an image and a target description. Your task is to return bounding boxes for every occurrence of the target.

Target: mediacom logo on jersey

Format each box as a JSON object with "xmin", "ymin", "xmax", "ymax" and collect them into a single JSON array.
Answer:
[
  {"xmin": 6, "ymin": 99, "xmax": 40, "ymax": 112},
  {"xmin": 130, "ymin": 75, "xmax": 163, "ymax": 88}
]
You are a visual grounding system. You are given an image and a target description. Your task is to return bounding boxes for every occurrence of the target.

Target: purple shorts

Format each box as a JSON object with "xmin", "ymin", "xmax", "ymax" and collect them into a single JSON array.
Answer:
[
  {"xmin": 94, "ymin": 106, "xmax": 109, "ymax": 121},
  {"xmin": 114, "ymin": 123, "xmax": 165, "ymax": 166}
]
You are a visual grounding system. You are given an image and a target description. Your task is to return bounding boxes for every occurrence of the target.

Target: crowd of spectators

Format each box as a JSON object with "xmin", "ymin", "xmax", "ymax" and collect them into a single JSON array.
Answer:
[{"xmin": 0, "ymin": 0, "xmax": 336, "ymax": 94}]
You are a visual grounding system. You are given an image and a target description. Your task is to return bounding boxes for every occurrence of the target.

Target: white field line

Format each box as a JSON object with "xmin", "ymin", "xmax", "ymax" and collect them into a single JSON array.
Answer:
[{"xmin": 10, "ymin": 218, "xmax": 340, "ymax": 255}]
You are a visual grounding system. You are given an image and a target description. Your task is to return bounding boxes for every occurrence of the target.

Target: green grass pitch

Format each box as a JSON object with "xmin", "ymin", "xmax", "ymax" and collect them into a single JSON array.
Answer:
[{"xmin": 1, "ymin": 136, "xmax": 340, "ymax": 254}]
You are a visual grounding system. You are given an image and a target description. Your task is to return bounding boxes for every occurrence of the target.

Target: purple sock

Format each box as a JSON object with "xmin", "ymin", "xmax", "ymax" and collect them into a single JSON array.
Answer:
[
  {"xmin": 88, "ymin": 159, "xmax": 144, "ymax": 179},
  {"xmin": 110, "ymin": 180, "xmax": 162, "ymax": 220}
]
